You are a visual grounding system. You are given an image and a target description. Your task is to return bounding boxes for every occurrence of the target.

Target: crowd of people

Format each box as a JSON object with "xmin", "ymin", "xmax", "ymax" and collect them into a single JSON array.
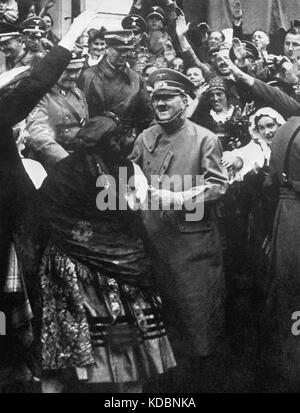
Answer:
[{"xmin": 0, "ymin": 0, "xmax": 300, "ymax": 393}]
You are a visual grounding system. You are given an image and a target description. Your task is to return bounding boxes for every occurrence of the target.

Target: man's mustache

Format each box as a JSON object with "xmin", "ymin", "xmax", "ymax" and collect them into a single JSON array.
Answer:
[{"xmin": 156, "ymin": 105, "xmax": 168, "ymax": 111}]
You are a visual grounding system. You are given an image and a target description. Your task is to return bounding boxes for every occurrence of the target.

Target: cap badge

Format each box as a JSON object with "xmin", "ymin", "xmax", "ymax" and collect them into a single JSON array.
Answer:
[{"xmin": 157, "ymin": 81, "xmax": 168, "ymax": 88}]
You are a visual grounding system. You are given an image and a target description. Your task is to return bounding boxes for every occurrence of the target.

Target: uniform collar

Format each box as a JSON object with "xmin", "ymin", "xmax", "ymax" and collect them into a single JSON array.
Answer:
[
  {"xmin": 98, "ymin": 55, "xmax": 131, "ymax": 78},
  {"xmin": 14, "ymin": 50, "xmax": 32, "ymax": 66},
  {"xmin": 52, "ymin": 83, "xmax": 82, "ymax": 99},
  {"xmin": 143, "ymin": 119, "xmax": 190, "ymax": 153}
]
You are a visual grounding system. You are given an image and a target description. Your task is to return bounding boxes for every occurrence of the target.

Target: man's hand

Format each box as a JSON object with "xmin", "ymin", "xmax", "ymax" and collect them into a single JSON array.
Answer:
[
  {"xmin": 195, "ymin": 83, "xmax": 209, "ymax": 99},
  {"xmin": 231, "ymin": 0, "xmax": 243, "ymax": 21},
  {"xmin": 132, "ymin": 0, "xmax": 143, "ymax": 8},
  {"xmin": 41, "ymin": 38, "xmax": 54, "ymax": 48},
  {"xmin": 176, "ymin": 15, "xmax": 189, "ymax": 39},
  {"xmin": 216, "ymin": 51, "xmax": 255, "ymax": 86},
  {"xmin": 222, "ymin": 151, "xmax": 243, "ymax": 170},
  {"xmin": 148, "ymin": 186, "xmax": 184, "ymax": 210},
  {"xmin": 232, "ymin": 37, "xmax": 246, "ymax": 65},
  {"xmin": 59, "ymin": 10, "xmax": 100, "ymax": 51}
]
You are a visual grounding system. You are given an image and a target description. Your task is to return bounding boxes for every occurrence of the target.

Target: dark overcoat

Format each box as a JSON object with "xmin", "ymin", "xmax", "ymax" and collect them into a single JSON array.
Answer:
[
  {"xmin": 264, "ymin": 117, "xmax": 300, "ymax": 387},
  {"xmin": 78, "ymin": 56, "xmax": 153, "ymax": 134},
  {"xmin": 0, "ymin": 46, "xmax": 71, "ymax": 302}
]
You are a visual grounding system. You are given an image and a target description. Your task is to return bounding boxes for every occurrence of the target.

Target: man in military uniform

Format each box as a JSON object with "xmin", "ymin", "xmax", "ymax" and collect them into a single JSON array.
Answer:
[
  {"xmin": 130, "ymin": 68, "xmax": 228, "ymax": 392},
  {"xmin": 0, "ymin": 21, "xmax": 26, "ymax": 71},
  {"xmin": 130, "ymin": 0, "xmax": 178, "ymax": 57},
  {"xmin": 26, "ymin": 52, "xmax": 89, "ymax": 171},
  {"xmin": 121, "ymin": 13, "xmax": 149, "ymax": 71},
  {"xmin": 19, "ymin": 16, "xmax": 47, "ymax": 67},
  {"xmin": 78, "ymin": 29, "xmax": 153, "ymax": 147},
  {"xmin": 0, "ymin": 17, "xmax": 47, "ymax": 72}
]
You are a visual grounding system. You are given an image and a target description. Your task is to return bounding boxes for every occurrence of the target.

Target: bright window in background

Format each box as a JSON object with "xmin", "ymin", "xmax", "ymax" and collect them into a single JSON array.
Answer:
[{"xmin": 83, "ymin": 0, "xmax": 133, "ymax": 30}]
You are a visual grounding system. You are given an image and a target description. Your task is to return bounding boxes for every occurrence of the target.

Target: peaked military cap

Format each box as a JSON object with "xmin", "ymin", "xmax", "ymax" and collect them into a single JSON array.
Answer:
[
  {"xmin": 145, "ymin": 6, "xmax": 166, "ymax": 22},
  {"xmin": 122, "ymin": 14, "xmax": 147, "ymax": 34},
  {"xmin": 104, "ymin": 30, "xmax": 136, "ymax": 50},
  {"xmin": 230, "ymin": 40, "xmax": 259, "ymax": 62},
  {"xmin": 0, "ymin": 21, "xmax": 22, "ymax": 42},
  {"xmin": 21, "ymin": 16, "xmax": 47, "ymax": 36},
  {"xmin": 148, "ymin": 68, "xmax": 194, "ymax": 96},
  {"xmin": 67, "ymin": 49, "xmax": 85, "ymax": 70}
]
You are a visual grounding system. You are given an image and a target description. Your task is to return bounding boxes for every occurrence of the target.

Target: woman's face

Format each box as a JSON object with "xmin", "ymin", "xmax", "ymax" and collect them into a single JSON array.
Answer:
[
  {"xmin": 90, "ymin": 38, "xmax": 106, "ymax": 58},
  {"xmin": 256, "ymin": 116, "xmax": 279, "ymax": 142},
  {"xmin": 209, "ymin": 89, "xmax": 228, "ymax": 112},
  {"xmin": 43, "ymin": 16, "xmax": 53, "ymax": 32},
  {"xmin": 186, "ymin": 67, "xmax": 205, "ymax": 87}
]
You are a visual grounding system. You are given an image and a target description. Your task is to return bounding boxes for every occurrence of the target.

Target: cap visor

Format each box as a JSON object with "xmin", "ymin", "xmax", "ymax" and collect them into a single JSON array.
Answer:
[{"xmin": 152, "ymin": 88, "xmax": 183, "ymax": 96}]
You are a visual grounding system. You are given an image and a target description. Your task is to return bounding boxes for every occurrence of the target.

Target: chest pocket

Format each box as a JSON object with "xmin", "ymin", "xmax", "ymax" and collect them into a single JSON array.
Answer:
[{"xmin": 175, "ymin": 211, "xmax": 213, "ymax": 233}]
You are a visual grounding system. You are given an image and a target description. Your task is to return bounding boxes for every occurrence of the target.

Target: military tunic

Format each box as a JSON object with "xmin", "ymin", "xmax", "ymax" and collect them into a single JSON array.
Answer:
[
  {"xmin": 131, "ymin": 119, "xmax": 228, "ymax": 357},
  {"xmin": 26, "ymin": 84, "xmax": 89, "ymax": 170}
]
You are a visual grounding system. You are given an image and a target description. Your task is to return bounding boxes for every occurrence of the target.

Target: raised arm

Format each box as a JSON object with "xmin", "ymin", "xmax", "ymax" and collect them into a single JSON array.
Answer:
[
  {"xmin": 218, "ymin": 52, "xmax": 300, "ymax": 118},
  {"xmin": 0, "ymin": 10, "xmax": 100, "ymax": 127},
  {"xmin": 176, "ymin": 15, "xmax": 211, "ymax": 79}
]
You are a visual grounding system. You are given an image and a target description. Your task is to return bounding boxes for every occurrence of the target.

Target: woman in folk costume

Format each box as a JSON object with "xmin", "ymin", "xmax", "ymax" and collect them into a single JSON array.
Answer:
[
  {"xmin": 225, "ymin": 108, "xmax": 286, "ymax": 367},
  {"xmin": 37, "ymin": 114, "xmax": 176, "ymax": 393},
  {"xmin": 200, "ymin": 76, "xmax": 251, "ymax": 344}
]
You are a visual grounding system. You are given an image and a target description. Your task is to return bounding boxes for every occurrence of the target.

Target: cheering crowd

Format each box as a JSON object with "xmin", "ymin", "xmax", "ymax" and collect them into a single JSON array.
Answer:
[{"xmin": 0, "ymin": 0, "xmax": 300, "ymax": 393}]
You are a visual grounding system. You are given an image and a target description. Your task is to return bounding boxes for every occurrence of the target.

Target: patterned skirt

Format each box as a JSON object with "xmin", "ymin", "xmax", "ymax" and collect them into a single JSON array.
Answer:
[{"xmin": 39, "ymin": 244, "xmax": 176, "ymax": 384}]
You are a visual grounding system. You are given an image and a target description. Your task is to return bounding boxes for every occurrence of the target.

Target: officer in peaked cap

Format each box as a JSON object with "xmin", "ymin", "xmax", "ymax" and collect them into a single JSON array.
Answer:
[
  {"xmin": 21, "ymin": 16, "xmax": 47, "ymax": 37},
  {"xmin": 148, "ymin": 68, "xmax": 194, "ymax": 97},
  {"xmin": 0, "ymin": 21, "xmax": 26, "ymax": 70},
  {"xmin": 104, "ymin": 30, "xmax": 136, "ymax": 50},
  {"xmin": 146, "ymin": 6, "xmax": 166, "ymax": 23},
  {"xmin": 27, "ymin": 48, "xmax": 89, "ymax": 170},
  {"xmin": 144, "ymin": 4, "xmax": 176, "ymax": 57},
  {"xmin": 21, "ymin": 16, "xmax": 47, "ymax": 59},
  {"xmin": 122, "ymin": 14, "xmax": 147, "ymax": 34},
  {"xmin": 130, "ymin": 58, "xmax": 228, "ymax": 395}
]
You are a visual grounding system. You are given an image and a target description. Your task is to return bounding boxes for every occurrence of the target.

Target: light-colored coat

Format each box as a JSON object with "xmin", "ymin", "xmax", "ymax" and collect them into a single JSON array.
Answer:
[
  {"xmin": 131, "ymin": 119, "xmax": 228, "ymax": 356},
  {"xmin": 27, "ymin": 84, "xmax": 89, "ymax": 170}
]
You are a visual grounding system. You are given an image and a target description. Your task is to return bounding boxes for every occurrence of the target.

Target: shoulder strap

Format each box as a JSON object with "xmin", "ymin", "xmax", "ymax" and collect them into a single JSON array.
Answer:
[{"xmin": 51, "ymin": 89, "xmax": 87, "ymax": 127}]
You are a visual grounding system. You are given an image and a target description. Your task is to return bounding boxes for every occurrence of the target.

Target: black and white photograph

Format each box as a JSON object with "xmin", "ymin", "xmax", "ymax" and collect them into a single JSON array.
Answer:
[{"xmin": 0, "ymin": 0, "xmax": 300, "ymax": 395}]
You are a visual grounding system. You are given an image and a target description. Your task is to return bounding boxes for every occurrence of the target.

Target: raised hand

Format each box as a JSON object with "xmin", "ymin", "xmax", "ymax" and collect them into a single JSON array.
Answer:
[
  {"xmin": 176, "ymin": 14, "xmax": 190, "ymax": 39},
  {"xmin": 231, "ymin": 0, "xmax": 243, "ymax": 20},
  {"xmin": 195, "ymin": 83, "xmax": 209, "ymax": 99},
  {"xmin": 232, "ymin": 37, "xmax": 247, "ymax": 63},
  {"xmin": 59, "ymin": 10, "xmax": 100, "ymax": 51}
]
